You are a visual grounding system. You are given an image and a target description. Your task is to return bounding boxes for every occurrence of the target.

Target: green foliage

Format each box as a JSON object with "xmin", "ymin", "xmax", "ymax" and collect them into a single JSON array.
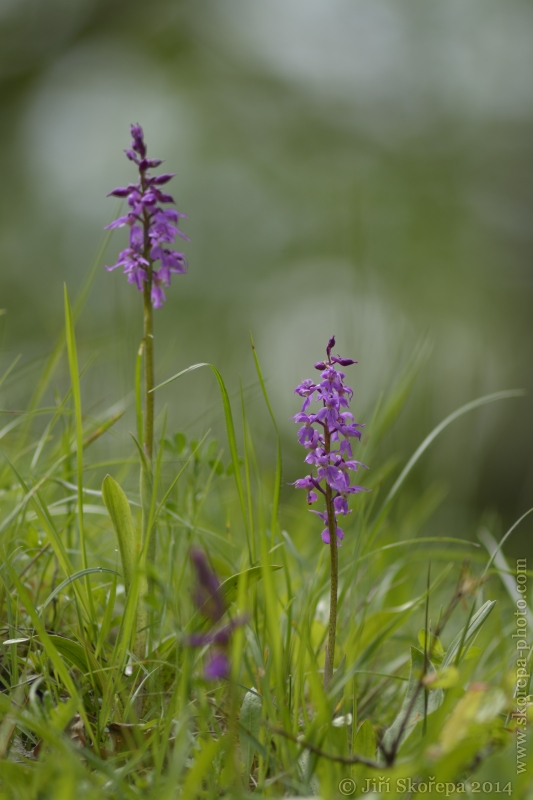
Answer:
[
  {"xmin": 102, "ymin": 475, "xmax": 138, "ymax": 595},
  {"xmin": 0, "ymin": 295, "xmax": 529, "ymax": 799}
]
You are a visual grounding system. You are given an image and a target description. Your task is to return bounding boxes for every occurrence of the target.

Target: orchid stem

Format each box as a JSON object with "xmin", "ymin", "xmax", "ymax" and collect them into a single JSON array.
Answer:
[
  {"xmin": 142, "ymin": 277, "xmax": 154, "ymax": 462},
  {"xmin": 324, "ymin": 428, "xmax": 338, "ymax": 690}
]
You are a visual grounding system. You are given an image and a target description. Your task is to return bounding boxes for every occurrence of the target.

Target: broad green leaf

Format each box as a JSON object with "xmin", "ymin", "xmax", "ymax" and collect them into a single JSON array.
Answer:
[
  {"xmin": 439, "ymin": 686, "xmax": 507, "ymax": 753},
  {"xmin": 239, "ymin": 689, "xmax": 263, "ymax": 775},
  {"xmin": 381, "ymin": 647, "xmax": 444, "ymax": 755},
  {"xmin": 418, "ymin": 629, "xmax": 444, "ymax": 663},
  {"xmin": 102, "ymin": 475, "xmax": 139, "ymax": 595},
  {"xmin": 47, "ymin": 635, "xmax": 105, "ymax": 693},
  {"xmin": 353, "ymin": 719, "xmax": 376, "ymax": 759},
  {"xmin": 47, "ymin": 635, "xmax": 92, "ymax": 674},
  {"xmin": 221, "ymin": 565, "xmax": 282, "ymax": 607},
  {"xmin": 423, "ymin": 665, "xmax": 459, "ymax": 689},
  {"xmin": 442, "ymin": 600, "xmax": 496, "ymax": 668}
]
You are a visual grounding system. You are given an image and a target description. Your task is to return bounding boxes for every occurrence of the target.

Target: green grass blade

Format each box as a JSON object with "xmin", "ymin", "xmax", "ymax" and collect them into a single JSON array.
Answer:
[
  {"xmin": 7, "ymin": 564, "xmax": 96, "ymax": 748},
  {"xmin": 0, "ymin": 448, "xmax": 90, "ymax": 614},
  {"xmin": 351, "ymin": 537, "xmax": 480, "ymax": 567},
  {"xmin": 0, "ymin": 354, "xmax": 21, "ymax": 389},
  {"xmin": 0, "ymin": 453, "xmax": 67, "ymax": 537},
  {"xmin": 382, "ymin": 389, "xmax": 525, "ymax": 508},
  {"xmin": 180, "ymin": 735, "xmax": 225, "ymax": 797},
  {"xmin": 370, "ymin": 339, "xmax": 431, "ymax": 447},
  {"xmin": 41, "ymin": 567, "xmax": 118, "ymax": 612},
  {"xmin": 250, "ymin": 335, "xmax": 282, "ymax": 539},
  {"xmin": 442, "ymin": 600, "xmax": 496, "ymax": 668},
  {"xmin": 481, "ymin": 507, "xmax": 533, "ymax": 578},
  {"xmin": 152, "ymin": 363, "xmax": 248, "ymax": 532},
  {"xmin": 240, "ymin": 381, "xmax": 255, "ymax": 563},
  {"xmin": 152, "ymin": 434, "xmax": 208, "ymax": 527},
  {"xmin": 22, "ymin": 227, "xmax": 113, "ymax": 436},
  {"xmin": 63, "ymin": 285, "xmax": 87, "ymax": 573}
]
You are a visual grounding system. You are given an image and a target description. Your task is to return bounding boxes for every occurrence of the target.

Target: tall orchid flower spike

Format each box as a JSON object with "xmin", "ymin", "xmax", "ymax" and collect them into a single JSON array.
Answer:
[
  {"xmin": 105, "ymin": 124, "xmax": 189, "ymax": 465},
  {"xmin": 105, "ymin": 124, "xmax": 188, "ymax": 309},
  {"xmin": 293, "ymin": 336, "xmax": 369, "ymax": 687},
  {"xmin": 105, "ymin": 124, "xmax": 190, "ymax": 625}
]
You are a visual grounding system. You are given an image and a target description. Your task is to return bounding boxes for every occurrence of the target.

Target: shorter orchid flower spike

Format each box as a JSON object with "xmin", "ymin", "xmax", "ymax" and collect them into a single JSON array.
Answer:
[
  {"xmin": 293, "ymin": 337, "xmax": 370, "ymax": 545},
  {"xmin": 185, "ymin": 548, "xmax": 247, "ymax": 680}
]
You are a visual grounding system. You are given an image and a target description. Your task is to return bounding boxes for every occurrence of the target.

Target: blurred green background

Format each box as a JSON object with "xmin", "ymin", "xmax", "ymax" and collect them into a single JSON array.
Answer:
[{"xmin": 0, "ymin": 0, "xmax": 532, "ymax": 553}]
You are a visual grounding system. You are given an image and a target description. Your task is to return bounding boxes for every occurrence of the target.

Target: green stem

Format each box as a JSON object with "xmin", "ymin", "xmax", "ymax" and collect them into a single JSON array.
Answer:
[
  {"xmin": 143, "ymin": 279, "xmax": 154, "ymax": 461},
  {"xmin": 137, "ymin": 189, "xmax": 155, "ymax": 673},
  {"xmin": 141, "ymin": 180, "xmax": 155, "ymax": 463},
  {"xmin": 323, "ymin": 427, "xmax": 338, "ymax": 690}
]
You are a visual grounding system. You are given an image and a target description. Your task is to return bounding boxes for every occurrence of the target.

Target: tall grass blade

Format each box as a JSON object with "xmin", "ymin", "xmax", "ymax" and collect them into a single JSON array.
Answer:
[
  {"xmin": 63, "ymin": 285, "xmax": 87, "ymax": 573},
  {"xmin": 23, "ymin": 227, "xmax": 113, "ymax": 432},
  {"xmin": 41, "ymin": 567, "xmax": 118, "ymax": 612},
  {"xmin": 152, "ymin": 363, "xmax": 248, "ymax": 532},
  {"xmin": 442, "ymin": 600, "xmax": 496, "ymax": 668},
  {"xmin": 382, "ymin": 389, "xmax": 525, "ymax": 509},
  {"xmin": 250, "ymin": 335, "xmax": 282, "ymax": 539},
  {"xmin": 481, "ymin": 506, "xmax": 533, "ymax": 578}
]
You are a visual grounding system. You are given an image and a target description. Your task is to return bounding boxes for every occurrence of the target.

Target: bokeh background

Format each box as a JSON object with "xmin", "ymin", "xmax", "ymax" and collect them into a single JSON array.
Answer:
[{"xmin": 1, "ymin": 0, "xmax": 532, "ymax": 554}]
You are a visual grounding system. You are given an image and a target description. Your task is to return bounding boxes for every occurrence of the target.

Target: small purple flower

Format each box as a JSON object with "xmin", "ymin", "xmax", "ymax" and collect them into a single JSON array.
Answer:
[
  {"xmin": 205, "ymin": 652, "xmax": 230, "ymax": 681},
  {"xmin": 293, "ymin": 337, "xmax": 369, "ymax": 545},
  {"xmin": 105, "ymin": 124, "xmax": 188, "ymax": 307},
  {"xmin": 185, "ymin": 548, "xmax": 247, "ymax": 681}
]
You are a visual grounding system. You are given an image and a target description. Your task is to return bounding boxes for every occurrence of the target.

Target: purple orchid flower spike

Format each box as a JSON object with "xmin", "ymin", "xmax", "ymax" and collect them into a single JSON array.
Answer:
[
  {"xmin": 293, "ymin": 337, "xmax": 370, "ymax": 688},
  {"xmin": 186, "ymin": 548, "xmax": 247, "ymax": 681},
  {"xmin": 105, "ymin": 124, "xmax": 188, "ymax": 308},
  {"xmin": 292, "ymin": 337, "xmax": 369, "ymax": 547}
]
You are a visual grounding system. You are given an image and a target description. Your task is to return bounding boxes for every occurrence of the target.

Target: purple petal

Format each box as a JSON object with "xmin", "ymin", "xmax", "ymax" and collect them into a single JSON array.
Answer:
[
  {"xmin": 331, "ymin": 357, "xmax": 358, "ymax": 367},
  {"xmin": 205, "ymin": 652, "xmax": 229, "ymax": 680},
  {"xmin": 149, "ymin": 173, "xmax": 176, "ymax": 185},
  {"xmin": 107, "ymin": 187, "xmax": 130, "ymax": 198},
  {"xmin": 104, "ymin": 215, "xmax": 130, "ymax": 230}
]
